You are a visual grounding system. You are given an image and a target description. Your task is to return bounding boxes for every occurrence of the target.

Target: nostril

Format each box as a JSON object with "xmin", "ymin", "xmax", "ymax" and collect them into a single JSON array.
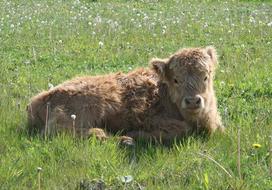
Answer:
[
  {"xmin": 185, "ymin": 98, "xmax": 190, "ymax": 105},
  {"xmin": 196, "ymin": 98, "xmax": 201, "ymax": 105}
]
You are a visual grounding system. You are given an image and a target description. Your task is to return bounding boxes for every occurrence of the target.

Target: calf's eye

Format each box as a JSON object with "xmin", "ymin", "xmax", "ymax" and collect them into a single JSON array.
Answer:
[
  {"xmin": 204, "ymin": 76, "xmax": 208, "ymax": 81},
  {"xmin": 174, "ymin": 79, "xmax": 178, "ymax": 84}
]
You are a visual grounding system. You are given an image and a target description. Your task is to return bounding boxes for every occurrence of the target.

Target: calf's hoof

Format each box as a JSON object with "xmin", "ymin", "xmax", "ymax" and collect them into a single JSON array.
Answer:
[
  {"xmin": 119, "ymin": 136, "xmax": 135, "ymax": 147},
  {"xmin": 88, "ymin": 128, "xmax": 108, "ymax": 141}
]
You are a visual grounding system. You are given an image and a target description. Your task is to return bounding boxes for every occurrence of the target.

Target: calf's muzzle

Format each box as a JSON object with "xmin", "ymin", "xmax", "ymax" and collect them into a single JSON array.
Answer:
[{"xmin": 182, "ymin": 95, "xmax": 204, "ymax": 109}]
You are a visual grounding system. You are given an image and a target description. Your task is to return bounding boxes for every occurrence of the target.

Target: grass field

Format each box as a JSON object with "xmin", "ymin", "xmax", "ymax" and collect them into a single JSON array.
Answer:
[{"xmin": 0, "ymin": 0, "xmax": 272, "ymax": 189}]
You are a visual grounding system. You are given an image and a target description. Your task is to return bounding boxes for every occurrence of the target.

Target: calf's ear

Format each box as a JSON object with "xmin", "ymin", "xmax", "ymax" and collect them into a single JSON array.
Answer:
[
  {"xmin": 150, "ymin": 58, "xmax": 168, "ymax": 77},
  {"xmin": 206, "ymin": 46, "xmax": 218, "ymax": 65}
]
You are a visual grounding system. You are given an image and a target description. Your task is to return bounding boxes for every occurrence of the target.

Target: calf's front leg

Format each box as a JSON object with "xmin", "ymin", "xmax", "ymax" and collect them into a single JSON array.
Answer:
[{"xmin": 125, "ymin": 118, "xmax": 193, "ymax": 143}]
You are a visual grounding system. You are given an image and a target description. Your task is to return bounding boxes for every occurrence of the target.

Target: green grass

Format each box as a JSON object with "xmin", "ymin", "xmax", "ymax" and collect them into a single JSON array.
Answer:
[{"xmin": 0, "ymin": 0, "xmax": 272, "ymax": 189}]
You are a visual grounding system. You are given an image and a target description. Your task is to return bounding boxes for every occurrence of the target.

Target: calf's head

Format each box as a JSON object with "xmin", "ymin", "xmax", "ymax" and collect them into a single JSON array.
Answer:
[{"xmin": 151, "ymin": 46, "xmax": 218, "ymax": 117}]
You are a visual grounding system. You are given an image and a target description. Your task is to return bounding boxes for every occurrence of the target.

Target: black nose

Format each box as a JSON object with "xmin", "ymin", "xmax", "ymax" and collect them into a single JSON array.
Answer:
[{"xmin": 184, "ymin": 96, "xmax": 201, "ymax": 106}]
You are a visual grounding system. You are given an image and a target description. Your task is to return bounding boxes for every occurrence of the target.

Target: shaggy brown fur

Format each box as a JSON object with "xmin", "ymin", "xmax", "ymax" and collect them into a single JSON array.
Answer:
[{"xmin": 27, "ymin": 46, "xmax": 224, "ymax": 143}]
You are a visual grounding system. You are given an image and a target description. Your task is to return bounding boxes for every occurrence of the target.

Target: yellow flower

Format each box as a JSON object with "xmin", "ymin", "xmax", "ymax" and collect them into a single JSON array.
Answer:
[{"xmin": 252, "ymin": 143, "xmax": 261, "ymax": 148}]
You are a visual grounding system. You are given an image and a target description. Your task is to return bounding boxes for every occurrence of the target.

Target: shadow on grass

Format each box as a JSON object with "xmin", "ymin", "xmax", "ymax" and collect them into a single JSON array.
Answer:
[
  {"xmin": 119, "ymin": 131, "xmax": 210, "ymax": 165},
  {"xmin": 14, "ymin": 124, "xmax": 214, "ymax": 190}
]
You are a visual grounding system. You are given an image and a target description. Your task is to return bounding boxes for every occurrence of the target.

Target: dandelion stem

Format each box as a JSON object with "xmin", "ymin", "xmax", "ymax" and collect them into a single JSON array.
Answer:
[
  {"xmin": 37, "ymin": 167, "xmax": 42, "ymax": 190},
  {"xmin": 71, "ymin": 114, "xmax": 76, "ymax": 138},
  {"xmin": 72, "ymin": 120, "xmax": 76, "ymax": 138},
  {"xmin": 38, "ymin": 172, "xmax": 41, "ymax": 190}
]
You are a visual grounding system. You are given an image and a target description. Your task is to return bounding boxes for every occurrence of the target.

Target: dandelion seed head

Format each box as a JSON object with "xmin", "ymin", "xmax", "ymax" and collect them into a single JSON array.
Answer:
[{"xmin": 71, "ymin": 114, "xmax": 76, "ymax": 120}]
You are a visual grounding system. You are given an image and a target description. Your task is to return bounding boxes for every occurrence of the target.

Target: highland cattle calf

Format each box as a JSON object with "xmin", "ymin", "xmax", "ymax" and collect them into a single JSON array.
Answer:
[{"xmin": 27, "ymin": 46, "xmax": 224, "ymax": 144}]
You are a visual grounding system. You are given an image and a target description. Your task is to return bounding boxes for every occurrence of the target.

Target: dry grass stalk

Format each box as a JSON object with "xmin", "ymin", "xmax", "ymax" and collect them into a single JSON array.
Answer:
[
  {"xmin": 44, "ymin": 102, "xmax": 50, "ymax": 139},
  {"xmin": 269, "ymin": 135, "xmax": 272, "ymax": 178},
  {"xmin": 237, "ymin": 127, "xmax": 242, "ymax": 179},
  {"xmin": 197, "ymin": 152, "xmax": 233, "ymax": 178}
]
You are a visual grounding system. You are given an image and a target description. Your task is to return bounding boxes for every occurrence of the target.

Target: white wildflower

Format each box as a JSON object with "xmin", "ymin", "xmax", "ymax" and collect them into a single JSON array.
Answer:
[
  {"xmin": 119, "ymin": 175, "xmax": 133, "ymax": 183},
  {"xmin": 24, "ymin": 60, "xmax": 31, "ymax": 65},
  {"xmin": 94, "ymin": 16, "xmax": 102, "ymax": 23},
  {"xmin": 220, "ymin": 81, "xmax": 225, "ymax": 86},
  {"xmin": 249, "ymin": 16, "xmax": 255, "ymax": 24},
  {"xmin": 48, "ymin": 83, "xmax": 54, "ymax": 90},
  {"xmin": 98, "ymin": 41, "xmax": 104, "ymax": 48}
]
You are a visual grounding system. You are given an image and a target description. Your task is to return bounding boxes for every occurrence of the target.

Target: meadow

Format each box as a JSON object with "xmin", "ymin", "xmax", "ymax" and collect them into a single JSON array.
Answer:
[{"xmin": 0, "ymin": 0, "xmax": 271, "ymax": 189}]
